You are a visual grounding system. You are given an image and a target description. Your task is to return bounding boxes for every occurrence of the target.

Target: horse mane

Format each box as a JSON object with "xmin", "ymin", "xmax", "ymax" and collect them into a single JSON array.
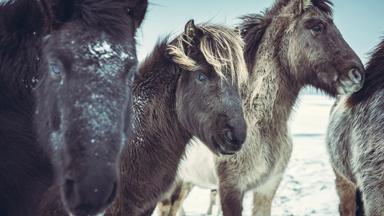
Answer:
[
  {"xmin": 239, "ymin": 0, "xmax": 333, "ymax": 72},
  {"xmin": 0, "ymin": 0, "xmax": 52, "ymax": 34},
  {"xmin": 240, "ymin": 13, "xmax": 271, "ymax": 73},
  {"xmin": 65, "ymin": 0, "xmax": 142, "ymax": 38},
  {"xmin": 167, "ymin": 23, "xmax": 248, "ymax": 86},
  {"xmin": 136, "ymin": 38, "xmax": 173, "ymax": 83},
  {"xmin": 348, "ymin": 38, "xmax": 384, "ymax": 105},
  {"xmin": 0, "ymin": 0, "xmax": 52, "ymax": 102}
]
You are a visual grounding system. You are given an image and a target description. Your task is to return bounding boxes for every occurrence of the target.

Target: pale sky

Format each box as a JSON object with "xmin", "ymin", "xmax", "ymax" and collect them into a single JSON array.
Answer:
[{"xmin": 136, "ymin": 0, "xmax": 384, "ymax": 63}]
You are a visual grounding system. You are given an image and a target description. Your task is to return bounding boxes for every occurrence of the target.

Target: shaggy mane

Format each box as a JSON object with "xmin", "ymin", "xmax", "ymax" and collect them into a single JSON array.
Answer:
[
  {"xmin": 167, "ymin": 23, "xmax": 248, "ymax": 86},
  {"xmin": 74, "ymin": 0, "xmax": 140, "ymax": 37},
  {"xmin": 348, "ymin": 38, "xmax": 384, "ymax": 105}
]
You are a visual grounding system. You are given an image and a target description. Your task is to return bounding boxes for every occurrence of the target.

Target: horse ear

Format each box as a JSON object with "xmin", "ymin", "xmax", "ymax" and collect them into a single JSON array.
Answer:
[
  {"xmin": 184, "ymin": 19, "xmax": 197, "ymax": 40},
  {"xmin": 234, "ymin": 26, "xmax": 241, "ymax": 36}
]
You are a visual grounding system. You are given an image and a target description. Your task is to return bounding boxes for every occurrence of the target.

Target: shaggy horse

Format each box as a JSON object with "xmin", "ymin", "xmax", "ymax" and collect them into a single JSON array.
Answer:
[
  {"xmin": 327, "ymin": 38, "xmax": 384, "ymax": 216},
  {"xmin": 159, "ymin": 0, "xmax": 365, "ymax": 215},
  {"xmin": 0, "ymin": 0, "xmax": 147, "ymax": 215},
  {"xmin": 105, "ymin": 20, "xmax": 248, "ymax": 216}
]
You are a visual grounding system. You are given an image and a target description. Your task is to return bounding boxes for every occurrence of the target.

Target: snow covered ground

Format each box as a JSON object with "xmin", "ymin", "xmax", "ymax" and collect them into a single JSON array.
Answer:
[{"xmin": 168, "ymin": 93, "xmax": 340, "ymax": 216}]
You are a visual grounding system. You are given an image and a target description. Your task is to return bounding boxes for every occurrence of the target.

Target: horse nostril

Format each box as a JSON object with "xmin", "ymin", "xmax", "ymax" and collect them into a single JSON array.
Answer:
[
  {"xmin": 348, "ymin": 68, "xmax": 363, "ymax": 83},
  {"xmin": 64, "ymin": 178, "xmax": 76, "ymax": 202},
  {"xmin": 106, "ymin": 182, "xmax": 118, "ymax": 205},
  {"xmin": 224, "ymin": 129, "xmax": 234, "ymax": 143}
]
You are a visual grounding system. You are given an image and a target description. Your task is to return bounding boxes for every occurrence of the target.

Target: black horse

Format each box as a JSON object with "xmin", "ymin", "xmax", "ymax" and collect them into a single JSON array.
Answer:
[{"xmin": 0, "ymin": 0, "xmax": 147, "ymax": 215}]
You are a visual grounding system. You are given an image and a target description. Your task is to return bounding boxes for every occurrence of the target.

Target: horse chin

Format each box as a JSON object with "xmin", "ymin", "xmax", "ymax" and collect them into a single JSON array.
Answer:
[
  {"xmin": 337, "ymin": 82, "xmax": 363, "ymax": 95},
  {"xmin": 68, "ymin": 211, "xmax": 105, "ymax": 216},
  {"xmin": 210, "ymin": 138, "xmax": 240, "ymax": 156},
  {"xmin": 67, "ymin": 208, "xmax": 105, "ymax": 216}
]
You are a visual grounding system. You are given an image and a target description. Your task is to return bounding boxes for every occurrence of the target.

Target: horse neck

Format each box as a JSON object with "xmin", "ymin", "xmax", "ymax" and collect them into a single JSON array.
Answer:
[
  {"xmin": 245, "ymin": 36, "xmax": 300, "ymax": 129},
  {"xmin": 0, "ymin": 0, "xmax": 49, "ymax": 110},
  {"xmin": 130, "ymin": 58, "xmax": 191, "ymax": 163}
]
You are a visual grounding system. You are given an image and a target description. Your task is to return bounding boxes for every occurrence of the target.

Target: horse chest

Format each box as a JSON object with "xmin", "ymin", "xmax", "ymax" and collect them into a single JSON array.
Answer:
[{"xmin": 231, "ymin": 129, "xmax": 292, "ymax": 190}]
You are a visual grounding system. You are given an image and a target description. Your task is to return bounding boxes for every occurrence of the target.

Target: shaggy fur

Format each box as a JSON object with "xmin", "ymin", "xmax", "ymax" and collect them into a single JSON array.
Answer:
[
  {"xmin": 159, "ymin": 0, "xmax": 365, "ymax": 215},
  {"xmin": 0, "ymin": 1, "xmax": 53, "ymax": 215},
  {"xmin": 348, "ymin": 39, "xmax": 384, "ymax": 105},
  {"xmin": 168, "ymin": 24, "xmax": 247, "ymax": 86},
  {"xmin": 0, "ymin": 0, "xmax": 147, "ymax": 215},
  {"xmin": 327, "ymin": 38, "xmax": 384, "ymax": 216},
  {"xmin": 105, "ymin": 21, "xmax": 248, "ymax": 216}
]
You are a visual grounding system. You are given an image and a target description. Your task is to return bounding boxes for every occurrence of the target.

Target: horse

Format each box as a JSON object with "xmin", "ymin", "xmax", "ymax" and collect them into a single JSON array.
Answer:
[
  {"xmin": 326, "ymin": 38, "xmax": 384, "ymax": 216},
  {"xmin": 158, "ymin": 0, "xmax": 366, "ymax": 215},
  {"xmin": 0, "ymin": 0, "xmax": 147, "ymax": 215},
  {"xmin": 101, "ymin": 20, "xmax": 248, "ymax": 216}
]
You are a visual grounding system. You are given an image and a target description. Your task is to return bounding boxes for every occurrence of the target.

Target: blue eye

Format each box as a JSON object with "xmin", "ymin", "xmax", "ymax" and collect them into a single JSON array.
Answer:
[
  {"xmin": 312, "ymin": 24, "xmax": 324, "ymax": 33},
  {"xmin": 49, "ymin": 62, "xmax": 61, "ymax": 77},
  {"xmin": 197, "ymin": 73, "xmax": 208, "ymax": 82}
]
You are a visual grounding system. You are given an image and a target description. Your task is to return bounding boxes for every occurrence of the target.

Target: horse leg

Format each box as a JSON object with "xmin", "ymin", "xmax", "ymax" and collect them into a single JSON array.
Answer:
[
  {"xmin": 355, "ymin": 189, "xmax": 365, "ymax": 216},
  {"xmin": 251, "ymin": 174, "xmax": 282, "ymax": 216},
  {"xmin": 158, "ymin": 181, "xmax": 193, "ymax": 216},
  {"xmin": 219, "ymin": 183, "xmax": 244, "ymax": 216},
  {"xmin": 334, "ymin": 169, "xmax": 358, "ymax": 216},
  {"xmin": 169, "ymin": 181, "xmax": 193, "ymax": 216},
  {"xmin": 207, "ymin": 189, "xmax": 218, "ymax": 215},
  {"xmin": 157, "ymin": 200, "xmax": 172, "ymax": 216},
  {"xmin": 356, "ymin": 176, "xmax": 384, "ymax": 216}
]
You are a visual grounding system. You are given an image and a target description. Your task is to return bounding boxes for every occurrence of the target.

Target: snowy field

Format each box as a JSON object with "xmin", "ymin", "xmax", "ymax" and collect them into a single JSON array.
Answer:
[{"xmin": 160, "ymin": 93, "xmax": 340, "ymax": 216}]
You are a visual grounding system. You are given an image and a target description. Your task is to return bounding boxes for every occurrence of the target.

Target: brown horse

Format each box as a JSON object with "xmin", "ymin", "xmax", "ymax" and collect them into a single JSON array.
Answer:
[
  {"xmin": 327, "ymin": 38, "xmax": 384, "ymax": 216},
  {"xmin": 159, "ymin": 0, "xmax": 365, "ymax": 215},
  {"xmin": 0, "ymin": 0, "xmax": 147, "ymax": 215},
  {"xmin": 106, "ymin": 20, "xmax": 248, "ymax": 216}
]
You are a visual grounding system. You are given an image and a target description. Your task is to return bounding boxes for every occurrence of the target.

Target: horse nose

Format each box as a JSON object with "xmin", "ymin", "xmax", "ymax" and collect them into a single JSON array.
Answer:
[
  {"xmin": 63, "ymin": 163, "xmax": 118, "ymax": 216},
  {"xmin": 223, "ymin": 116, "xmax": 247, "ymax": 150},
  {"xmin": 338, "ymin": 66, "xmax": 365, "ymax": 95},
  {"xmin": 348, "ymin": 67, "xmax": 365, "ymax": 84}
]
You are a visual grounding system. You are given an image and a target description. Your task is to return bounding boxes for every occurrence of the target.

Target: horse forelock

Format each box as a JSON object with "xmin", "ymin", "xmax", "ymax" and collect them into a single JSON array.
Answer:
[
  {"xmin": 167, "ymin": 24, "xmax": 248, "ymax": 86},
  {"xmin": 199, "ymin": 24, "xmax": 248, "ymax": 86},
  {"xmin": 74, "ymin": 0, "xmax": 134, "ymax": 37},
  {"xmin": 167, "ymin": 36, "xmax": 200, "ymax": 72},
  {"xmin": 267, "ymin": 0, "xmax": 333, "ymax": 17}
]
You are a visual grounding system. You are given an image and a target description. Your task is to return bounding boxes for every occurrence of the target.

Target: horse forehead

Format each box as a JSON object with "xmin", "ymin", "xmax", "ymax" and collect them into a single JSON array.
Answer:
[
  {"xmin": 303, "ymin": 7, "xmax": 333, "ymax": 21},
  {"xmin": 68, "ymin": 35, "xmax": 135, "ymax": 74},
  {"xmin": 85, "ymin": 39, "xmax": 134, "ymax": 62}
]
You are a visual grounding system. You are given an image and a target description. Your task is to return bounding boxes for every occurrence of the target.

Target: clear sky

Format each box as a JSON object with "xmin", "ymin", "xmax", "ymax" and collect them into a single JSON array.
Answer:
[{"xmin": 136, "ymin": 0, "xmax": 384, "ymax": 63}]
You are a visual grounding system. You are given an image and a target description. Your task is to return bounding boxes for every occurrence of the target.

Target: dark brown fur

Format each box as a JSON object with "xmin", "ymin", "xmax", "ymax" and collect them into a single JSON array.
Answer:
[
  {"xmin": 0, "ymin": 0, "xmax": 147, "ymax": 215},
  {"xmin": 106, "ymin": 21, "xmax": 248, "ymax": 216}
]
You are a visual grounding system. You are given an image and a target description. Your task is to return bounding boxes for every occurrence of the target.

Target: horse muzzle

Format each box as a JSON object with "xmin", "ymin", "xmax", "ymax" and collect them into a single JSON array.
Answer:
[{"xmin": 337, "ymin": 67, "xmax": 365, "ymax": 95}]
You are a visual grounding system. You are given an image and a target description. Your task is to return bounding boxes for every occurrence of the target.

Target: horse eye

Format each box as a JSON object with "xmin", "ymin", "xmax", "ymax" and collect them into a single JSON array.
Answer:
[
  {"xmin": 49, "ymin": 62, "xmax": 62, "ymax": 78},
  {"xmin": 197, "ymin": 73, "xmax": 208, "ymax": 82},
  {"xmin": 312, "ymin": 24, "xmax": 324, "ymax": 33}
]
